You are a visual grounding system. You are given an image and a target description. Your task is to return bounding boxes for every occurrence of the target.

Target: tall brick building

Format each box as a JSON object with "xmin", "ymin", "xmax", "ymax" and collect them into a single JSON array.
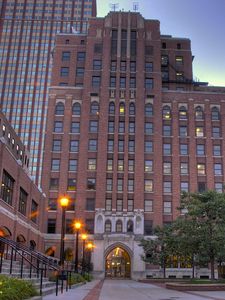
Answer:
[
  {"xmin": 0, "ymin": 0, "xmax": 96, "ymax": 184},
  {"xmin": 42, "ymin": 12, "xmax": 225, "ymax": 278}
]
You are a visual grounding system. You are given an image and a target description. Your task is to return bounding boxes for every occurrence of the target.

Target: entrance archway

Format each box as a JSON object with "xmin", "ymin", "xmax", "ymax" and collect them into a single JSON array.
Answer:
[{"xmin": 105, "ymin": 246, "xmax": 131, "ymax": 278}]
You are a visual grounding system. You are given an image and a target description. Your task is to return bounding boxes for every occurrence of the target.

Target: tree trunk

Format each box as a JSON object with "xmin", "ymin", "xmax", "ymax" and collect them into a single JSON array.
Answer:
[
  {"xmin": 192, "ymin": 255, "xmax": 195, "ymax": 279},
  {"xmin": 163, "ymin": 258, "xmax": 166, "ymax": 279},
  {"xmin": 210, "ymin": 256, "xmax": 215, "ymax": 280}
]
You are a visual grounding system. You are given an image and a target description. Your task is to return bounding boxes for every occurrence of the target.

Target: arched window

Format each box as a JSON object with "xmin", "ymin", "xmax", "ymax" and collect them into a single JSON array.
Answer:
[
  {"xmin": 179, "ymin": 106, "xmax": 187, "ymax": 120},
  {"xmin": 72, "ymin": 102, "xmax": 81, "ymax": 115},
  {"xmin": 116, "ymin": 220, "xmax": 123, "ymax": 233},
  {"xmin": 145, "ymin": 103, "xmax": 153, "ymax": 116},
  {"xmin": 195, "ymin": 106, "xmax": 204, "ymax": 120},
  {"xmin": 105, "ymin": 220, "xmax": 112, "ymax": 233},
  {"xmin": 119, "ymin": 102, "xmax": 125, "ymax": 115},
  {"xmin": 129, "ymin": 103, "xmax": 135, "ymax": 115},
  {"xmin": 109, "ymin": 102, "xmax": 115, "ymax": 115},
  {"xmin": 211, "ymin": 106, "xmax": 220, "ymax": 120},
  {"xmin": 55, "ymin": 102, "xmax": 64, "ymax": 115},
  {"xmin": 127, "ymin": 220, "xmax": 133, "ymax": 233},
  {"xmin": 162, "ymin": 105, "xmax": 171, "ymax": 119},
  {"xmin": 90, "ymin": 101, "xmax": 99, "ymax": 114}
]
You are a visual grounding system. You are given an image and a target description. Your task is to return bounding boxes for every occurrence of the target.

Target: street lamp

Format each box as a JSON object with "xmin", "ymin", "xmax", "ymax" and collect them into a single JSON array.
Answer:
[
  {"xmin": 59, "ymin": 196, "xmax": 69, "ymax": 267},
  {"xmin": 81, "ymin": 233, "xmax": 87, "ymax": 274},
  {"xmin": 74, "ymin": 221, "xmax": 81, "ymax": 273},
  {"xmin": 86, "ymin": 242, "xmax": 94, "ymax": 277}
]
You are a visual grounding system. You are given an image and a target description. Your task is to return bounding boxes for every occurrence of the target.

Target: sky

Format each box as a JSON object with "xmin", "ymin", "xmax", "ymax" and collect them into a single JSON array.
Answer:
[{"xmin": 97, "ymin": 0, "xmax": 225, "ymax": 86}]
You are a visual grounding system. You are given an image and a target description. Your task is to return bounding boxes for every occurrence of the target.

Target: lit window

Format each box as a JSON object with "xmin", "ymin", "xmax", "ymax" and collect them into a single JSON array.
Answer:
[
  {"xmin": 162, "ymin": 105, "xmax": 171, "ymax": 119},
  {"xmin": 119, "ymin": 103, "xmax": 125, "ymax": 115},
  {"xmin": 145, "ymin": 180, "xmax": 153, "ymax": 192},
  {"xmin": 145, "ymin": 160, "xmax": 153, "ymax": 172},
  {"xmin": 179, "ymin": 106, "xmax": 187, "ymax": 119},
  {"xmin": 196, "ymin": 127, "xmax": 204, "ymax": 137},
  {"xmin": 117, "ymin": 160, "xmax": 124, "ymax": 171},
  {"xmin": 197, "ymin": 164, "xmax": 205, "ymax": 175},
  {"xmin": 88, "ymin": 159, "xmax": 96, "ymax": 170},
  {"xmin": 107, "ymin": 159, "xmax": 113, "ymax": 171},
  {"xmin": 175, "ymin": 56, "xmax": 183, "ymax": 65}
]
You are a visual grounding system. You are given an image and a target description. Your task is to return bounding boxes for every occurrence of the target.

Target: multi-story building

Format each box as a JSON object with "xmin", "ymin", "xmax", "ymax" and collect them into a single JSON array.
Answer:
[
  {"xmin": 0, "ymin": 111, "xmax": 45, "ymax": 251},
  {"xmin": 0, "ymin": 0, "xmax": 96, "ymax": 184},
  {"xmin": 42, "ymin": 12, "xmax": 225, "ymax": 279}
]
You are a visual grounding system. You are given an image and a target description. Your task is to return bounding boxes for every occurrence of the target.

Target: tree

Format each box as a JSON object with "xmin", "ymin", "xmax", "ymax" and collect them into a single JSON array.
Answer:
[{"xmin": 180, "ymin": 190, "xmax": 225, "ymax": 279}]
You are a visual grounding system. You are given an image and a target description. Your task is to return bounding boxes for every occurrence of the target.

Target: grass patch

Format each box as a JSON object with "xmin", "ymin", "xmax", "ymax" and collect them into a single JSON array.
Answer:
[{"xmin": 0, "ymin": 275, "xmax": 38, "ymax": 300}]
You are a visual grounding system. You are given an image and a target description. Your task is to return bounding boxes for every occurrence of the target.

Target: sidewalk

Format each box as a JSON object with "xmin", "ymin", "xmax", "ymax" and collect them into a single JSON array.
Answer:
[{"xmin": 43, "ymin": 280, "xmax": 101, "ymax": 300}]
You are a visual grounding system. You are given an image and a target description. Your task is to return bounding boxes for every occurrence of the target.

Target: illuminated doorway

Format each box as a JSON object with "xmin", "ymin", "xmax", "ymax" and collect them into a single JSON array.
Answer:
[{"xmin": 105, "ymin": 247, "xmax": 131, "ymax": 278}]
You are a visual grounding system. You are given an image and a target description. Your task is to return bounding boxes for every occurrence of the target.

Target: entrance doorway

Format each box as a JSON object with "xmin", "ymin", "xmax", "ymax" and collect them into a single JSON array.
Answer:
[{"xmin": 105, "ymin": 247, "xmax": 131, "ymax": 278}]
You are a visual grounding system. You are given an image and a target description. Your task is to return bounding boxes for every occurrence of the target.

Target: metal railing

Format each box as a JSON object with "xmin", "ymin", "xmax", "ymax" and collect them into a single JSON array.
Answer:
[{"xmin": 0, "ymin": 236, "xmax": 74, "ymax": 296}]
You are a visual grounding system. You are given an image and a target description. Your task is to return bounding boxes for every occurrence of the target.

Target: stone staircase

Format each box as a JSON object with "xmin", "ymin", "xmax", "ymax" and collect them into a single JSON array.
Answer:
[{"xmin": 0, "ymin": 259, "xmax": 57, "ymax": 296}]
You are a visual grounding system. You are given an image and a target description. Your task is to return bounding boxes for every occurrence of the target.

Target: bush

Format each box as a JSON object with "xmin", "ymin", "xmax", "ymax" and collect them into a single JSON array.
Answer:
[
  {"xmin": 68, "ymin": 273, "xmax": 85, "ymax": 285},
  {"xmin": 82, "ymin": 273, "xmax": 93, "ymax": 282},
  {"xmin": 0, "ymin": 275, "xmax": 38, "ymax": 300}
]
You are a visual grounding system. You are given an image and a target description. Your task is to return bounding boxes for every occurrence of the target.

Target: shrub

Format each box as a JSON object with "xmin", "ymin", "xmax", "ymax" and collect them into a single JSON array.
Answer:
[{"xmin": 0, "ymin": 275, "xmax": 38, "ymax": 300}]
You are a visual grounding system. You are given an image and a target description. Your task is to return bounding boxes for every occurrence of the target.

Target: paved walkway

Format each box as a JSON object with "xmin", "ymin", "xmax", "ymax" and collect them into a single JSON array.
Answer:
[{"xmin": 43, "ymin": 279, "xmax": 225, "ymax": 300}]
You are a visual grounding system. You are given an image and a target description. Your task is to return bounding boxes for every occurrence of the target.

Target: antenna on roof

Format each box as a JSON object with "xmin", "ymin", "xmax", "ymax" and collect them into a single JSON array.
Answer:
[
  {"xmin": 110, "ymin": 3, "xmax": 119, "ymax": 12},
  {"xmin": 133, "ymin": 2, "xmax": 139, "ymax": 12}
]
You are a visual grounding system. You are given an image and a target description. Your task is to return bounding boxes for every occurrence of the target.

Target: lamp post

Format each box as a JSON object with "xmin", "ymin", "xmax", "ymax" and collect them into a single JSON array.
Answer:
[
  {"xmin": 59, "ymin": 196, "xmax": 69, "ymax": 267},
  {"xmin": 81, "ymin": 233, "xmax": 87, "ymax": 274},
  {"xmin": 74, "ymin": 221, "xmax": 81, "ymax": 273},
  {"xmin": 86, "ymin": 242, "xmax": 94, "ymax": 277}
]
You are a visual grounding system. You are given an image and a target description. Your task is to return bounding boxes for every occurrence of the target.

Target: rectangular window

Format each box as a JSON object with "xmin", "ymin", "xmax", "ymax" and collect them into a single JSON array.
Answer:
[
  {"xmin": 176, "ymin": 72, "xmax": 184, "ymax": 81},
  {"xmin": 215, "ymin": 183, "xmax": 223, "ymax": 193},
  {"xmin": 49, "ymin": 178, "xmax": 59, "ymax": 189},
  {"xmin": 144, "ymin": 220, "xmax": 153, "ymax": 235},
  {"xmin": 129, "ymin": 122, "xmax": 135, "ymax": 133},
  {"xmin": 107, "ymin": 159, "xmax": 113, "ymax": 171},
  {"xmin": 118, "ymin": 160, "xmax": 124, "ymax": 172},
  {"xmin": 108, "ymin": 140, "xmax": 114, "ymax": 152},
  {"xmin": 180, "ymin": 144, "xmax": 188, "ymax": 155},
  {"xmin": 145, "ymin": 160, "xmax": 153, "ymax": 172},
  {"xmin": 19, "ymin": 188, "xmax": 27, "ymax": 215},
  {"xmin": 128, "ymin": 179, "xmax": 134, "ymax": 192},
  {"xmin": 110, "ymin": 77, "xmax": 116, "ymax": 88},
  {"xmin": 117, "ymin": 179, "xmax": 123, "ymax": 192},
  {"xmin": 52, "ymin": 140, "xmax": 61, "ymax": 152},
  {"xmin": 198, "ymin": 182, "xmax": 206, "ymax": 193},
  {"xmin": 92, "ymin": 76, "xmax": 101, "ymax": 87},
  {"xmin": 163, "ymin": 162, "xmax": 171, "ymax": 174},
  {"xmin": 86, "ymin": 198, "xmax": 95, "ymax": 211},
  {"xmin": 145, "ymin": 141, "xmax": 153, "ymax": 153},
  {"xmin": 77, "ymin": 52, "xmax": 86, "ymax": 62},
  {"xmin": 93, "ymin": 59, "xmax": 102, "ymax": 70},
  {"xmin": 118, "ymin": 140, "xmax": 124, "ymax": 152},
  {"xmin": 106, "ymin": 179, "xmax": 113, "ymax": 191},
  {"xmin": 118, "ymin": 122, "xmax": 125, "ymax": 133},
  {"xmin": 212, "ymin": 127, "xmax": 221, "ymax": 138},
  {"xmin": 51, "ymin": 159, "xmax": 60, "ymax": 171},
  {"xmin": 128, "ymin": 199, "xmax": 134, "ymax": 212},
  {"xmin": 62, "ymin": 51, "xmax": 71, "ymax": 61},
  {"xmin": 89, "ymin": 121, "xmax": 98, "ymax": 133},
  {"xmin": 145, "ymin": 200, "xmax": 153, "ymax": 212},
  {"xmin": 111, "ymin": 61, "xmax": 117, "ymax": 71},
  {"xmin": 130, "ymin": 77, "xmax": 136, "ymax": 88},
  {"xmin": 120, "ymin": 61, "xmax": 126, "ymax": 72},
  {"xmin": 76, "ymin": 67, "xmax": 84, "ymax": 77},
  {"xmin": 213, "ymin": 145, "xmax": 221, "ymax": 156},
  {"xmin": 181, "ymin": 182, "xmax": 189, "ymax": 192},
  {"xmin": 128, "ymin": 160, "xmax": 135, "ymax": 172},
  {"xmin": 175, "ymin": 56, "xmax": 183, "ymax": 65},
  {"xmin": 85, "ymin": 219, "xmax": 94, "ymax": 234},
  {"xmin": 145, "ymin": 62, "xmax": 153, "ymax": 72},
  {"xmin": 89, "ymin": 139, "xmax": 97, "ymax": 151},
  {"xmin": 71, "ymin": 122, "xmax": 80, "ymax": 133},
  {"xmin": 88, "ymin": 159, "xmax": 96, "ymax": 170},
  {"xmin": 161, "ymin": 55, "xmax": 168, "ymax": 66},
  {"xmin": 48, "ymin": 199, "xmax": 57, "ymax": 211},
  {"xmin": 47, "ymin": 219, "xmax": 56, "ymax": 233},
  {"xmin": 214, "ymin": 163, "xmax": 222, "ymax": 175},
  {"xmin": 31, "ymin": 200, "xmax": 38, "ymax": 223},
  {"xmin": 54, "ymin": 121, "xmax": 63, "ymax": 133},
  {"xmin": 108, "ymin": 121, "xmax": 114, "ymax": 133},
  {"xmin": 145, "ymin": 78, "xmax": 153, "ymax": 89},
  {"xmin": 196, "ymin": 144, "xmax": 205, "ymax": 156},
  {"xmin": 128, "ymin": 140, "xmax": 135, "ymax": 152},
  {"xmin": 163, "ymin": 125, "xmax": 171, "ymax": 136},
  {"xmin": 67, "ymin": 178, "xmax": 76, "ymax": 191},
  {"xmin": 197, "ymin": 164, "xmax": 205, "ymax": 175},
  {"xmin": 145, "ymin": 180, "xmax": 153, "ymax": 192},
  {"xmin": 69, "ymin": 159, "xmax": 77, "ymax": 171},
  {"xmin": 87, "ymin": 178, "xmax": 96, "ymax": 190},
  {"xmin": 106, "ymin": 198, "xmax": 112, "ymax": 211},
  {"xmin": 163, "ymin": 143, "xmax": 171, "ymax": 155},
  {"xmin": 130, "ymin": 62, "xmax": 136, "ymax": 72},
  {"xmin": 163, "ymin": 181, "xmax": 172, "ymax": 193},
  {"xmin": 117, "ymin": 199, "xmax": 123, "ymax": 211},
  {"xmin": 164, "ymin": 202, "xmax": 172, "ymax": 214},
  {"xmin": 0, "ymin": 170, "xmax": 14, "ymax": 205},
  {"xmin": 179, "ymin": 126, "xmax": 187, "ymax": 137},
  {"xmin": 60, "ymin": 67, "xmax": 69, "ymax": 77},
  {"xmin": 145, "ymin": 122, "xmax": 153, "ymax": 134},
  {"xmin": 180, "ymin": 162, "xmax": 188, "ymax": 175},
  {"xmin": 70, "ymin": 140, "xmax": 79, "ymax": 152},
  {"xmin": 120, "ymin": 77, "xmax": 126, "ymax": 88},
  {"xmin": 196, "ymin": 127, "xmax": 204, "ymax": 137}
]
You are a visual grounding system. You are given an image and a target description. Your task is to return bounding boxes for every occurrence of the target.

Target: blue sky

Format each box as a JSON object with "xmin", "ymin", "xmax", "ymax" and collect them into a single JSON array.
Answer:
[{"xmin": 97, "ymin": 0, "xmax": 225, "ymax": 86}]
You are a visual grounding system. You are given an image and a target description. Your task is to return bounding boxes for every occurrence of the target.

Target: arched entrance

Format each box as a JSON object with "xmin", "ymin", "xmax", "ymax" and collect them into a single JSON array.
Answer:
[{"xmin": 105, "ymin": 246, "xmax": 131, "ymax": 278}]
